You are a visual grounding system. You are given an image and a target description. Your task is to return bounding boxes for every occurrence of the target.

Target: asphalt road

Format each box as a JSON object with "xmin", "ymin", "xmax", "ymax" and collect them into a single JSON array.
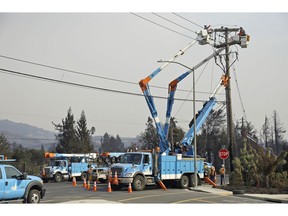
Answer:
[{"xmin": 35, "ymin": 181, "xmax": 271, "ymax": 204}]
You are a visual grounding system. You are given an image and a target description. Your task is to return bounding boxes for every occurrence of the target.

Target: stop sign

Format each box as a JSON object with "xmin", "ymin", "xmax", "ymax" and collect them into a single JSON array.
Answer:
[{"xmin": 218, "ymin": 148, "xmax": 229, "ymax": 160}]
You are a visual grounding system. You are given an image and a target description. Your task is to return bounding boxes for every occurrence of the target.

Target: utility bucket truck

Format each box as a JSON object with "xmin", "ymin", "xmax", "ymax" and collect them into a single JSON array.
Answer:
[
  {"xmin": 110, "ymin": 29, "xmax": 218, "ymax": 191},
  {"xmin": 40, "ymin": 152, "xmax": 98, "ymax": 183},
  {"xmin": 110, "ymin": 27, "xmax": 249, "ymax": 191}
]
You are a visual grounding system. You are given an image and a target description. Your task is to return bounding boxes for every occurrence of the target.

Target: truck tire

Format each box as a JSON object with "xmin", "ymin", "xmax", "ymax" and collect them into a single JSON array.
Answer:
[
  {"xmin": 104, "ymin": 157, "xmax": 110, "ymax": 164},
  {"xmin": 81, "ymin": 172, "xmax": 88, "ymax": 181},
  {"xmin": 179, "ymin": 175, "xmax": 189, "ymax": 189},
  {"xmin": 132, "ymin": 175, "xmax": 146, "ymax": 191},
  {"xmin": 189, "ymin": 174, "xmax": 201, "ymax": 187},
  {"xmin": 54, "ymin": 173, "xmax": 62, "ymax": 183},
  {"xmin": 97, "ymin": 156, "xmax": 104, "ymax": 164},
  {"xmin": 27, "ymin": 189, "xmax": 41, "ymax": 203},
  {"xmin": 110, "ymin": 156, "xmax": 117, "ymax": 164}
]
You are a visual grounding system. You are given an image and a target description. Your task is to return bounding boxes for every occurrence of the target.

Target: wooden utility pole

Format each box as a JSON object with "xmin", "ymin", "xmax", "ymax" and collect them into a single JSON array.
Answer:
[{"xmin": 214, "ymin": 27, "xmax": 240, "ymax": 172}]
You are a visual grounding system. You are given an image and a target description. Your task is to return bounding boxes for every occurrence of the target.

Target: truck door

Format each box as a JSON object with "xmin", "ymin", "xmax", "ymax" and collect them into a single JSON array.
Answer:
[
  {"xmin": 3, "ymin": 166, "xmax": 27, "ymax": 200},
  {"xmin": 142, "ymin": 154, "xmax": 152, "ymax": 175},
  {"xmin": 0, "ymin": 167, "xmax": 4, "ymax": 199}
]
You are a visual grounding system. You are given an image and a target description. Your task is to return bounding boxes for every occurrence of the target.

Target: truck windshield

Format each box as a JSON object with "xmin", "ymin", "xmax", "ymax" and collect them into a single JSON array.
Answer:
[
  {"xmin": 50, "ymin": 160, "xmax": 66, "ymax": 167},
  {"xmin": 120, "ymin": 154, "xmax": 142, "ymax": 165}
]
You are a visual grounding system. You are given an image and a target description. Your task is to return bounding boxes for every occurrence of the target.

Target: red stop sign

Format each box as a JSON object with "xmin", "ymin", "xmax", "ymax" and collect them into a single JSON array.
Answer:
[{"xmin": 218, "ymin": 148, "xmax": 229, "ymax": 160}]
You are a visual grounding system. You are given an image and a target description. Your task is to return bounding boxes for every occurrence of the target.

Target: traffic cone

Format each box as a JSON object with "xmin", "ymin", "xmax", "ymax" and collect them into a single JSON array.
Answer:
[
  {"xmin": 128, "ymin": 183, "xmax": 132, "ymax": 193},
  {"xmin": 72, "ymin": 177, "xmax": 77, "ymax": 186},
  {"xmin": 107, "ymin": 181, "xmax": 112, "ymax": 192},
  {"xmin": 108, "ymin": 172, "xmax": 112, "ymax": 183},
  {"xmin": 83, "ymin": 178, "xmax": 87, "ymax": 188},
  {"xmin": 87, "ymin": 180, "xmax": 91, "ymax": 190},
  {"xmin": 112, "ymin": 171, "xmax": 118, "ymax": 185},
  {"xmin": 93, "ymin": 181, "xmax": 97, "ymax": 192}
]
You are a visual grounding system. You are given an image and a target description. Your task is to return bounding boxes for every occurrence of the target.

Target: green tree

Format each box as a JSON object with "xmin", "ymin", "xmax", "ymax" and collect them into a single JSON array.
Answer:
[
  {"xmin": 198, "ymin": 109, "xmax": 226, "ymax": 164},
  {"xmin": 76, "ymin": 110, "xmax": 94, "ymax": 153},
  {"xmin": 168, "ymin": 117, "xmax": 185, "ymax": 151},
  {"xmin": 100, "ymin": 133, "xmax": 123, "ymax": 152},
  {"xmin": 139, "ymin": 117, "xmax": 159, "ymax": 150},
  {"xmin": 54, "ymin": 107, "xmax": 79, "ymax": 153},
  {"xmin": 115, "ymin": 135, "xmax": 125, "ymax": 152}
]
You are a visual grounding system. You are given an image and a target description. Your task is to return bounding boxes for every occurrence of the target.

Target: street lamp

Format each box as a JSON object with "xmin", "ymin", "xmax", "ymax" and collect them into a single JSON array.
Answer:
[{"xmin": 157, "ymin": 60, "xmax": 198, "ymax": 187}]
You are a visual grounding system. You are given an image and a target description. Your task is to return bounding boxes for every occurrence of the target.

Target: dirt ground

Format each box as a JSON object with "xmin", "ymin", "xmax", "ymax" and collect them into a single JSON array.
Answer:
[{"xmin": 223, "ymin": 185, "xmax": 288, "ymax": 194}]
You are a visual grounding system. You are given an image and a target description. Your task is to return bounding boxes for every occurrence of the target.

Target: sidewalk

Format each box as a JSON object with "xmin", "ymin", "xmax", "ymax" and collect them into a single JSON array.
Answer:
[{"xmin": 190, "ymin": 183, "xmax": 288, "ymax": 203}]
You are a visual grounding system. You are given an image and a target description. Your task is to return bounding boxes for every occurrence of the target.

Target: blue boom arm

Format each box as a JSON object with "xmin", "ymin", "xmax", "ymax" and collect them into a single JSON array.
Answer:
[
  {"xmin": 181, "ymin": 97, "xmax": 217, "ymax": 147},
  {"xmin": 163, "ymin": 47, "xmax": 225, "ymax": 150},
  {"xmin": 139, "ymin": 40, "xmax": 197, "ymax": 154}
]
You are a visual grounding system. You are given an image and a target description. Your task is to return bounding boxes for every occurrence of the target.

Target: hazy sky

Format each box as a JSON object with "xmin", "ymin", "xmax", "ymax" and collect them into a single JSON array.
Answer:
[{"xmin": 0, "ymin": 8, "xmax": 287, "ymax": 140}]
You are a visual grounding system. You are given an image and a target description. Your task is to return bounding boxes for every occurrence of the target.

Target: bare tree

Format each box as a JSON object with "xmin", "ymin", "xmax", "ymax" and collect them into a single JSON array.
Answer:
[
  {"xmin": 272, "ymin": 110, "xmax": 286, "ymax": 155},
  {"xmin": 261, "ymin": 115, "xmax": 271, "ymax": 148}
]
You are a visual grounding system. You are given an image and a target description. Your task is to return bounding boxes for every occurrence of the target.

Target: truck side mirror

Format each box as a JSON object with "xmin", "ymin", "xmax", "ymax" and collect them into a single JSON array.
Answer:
[{"xmin": 23, "ymin": 173, "xmax": 27, "ymax": 179}]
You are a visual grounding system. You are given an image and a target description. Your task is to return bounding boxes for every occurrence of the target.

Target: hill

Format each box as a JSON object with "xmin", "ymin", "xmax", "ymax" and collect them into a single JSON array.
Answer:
[
  {"xmin": 0, "ymin": 119, "xmax": 56, "ymax": 149},
  {"xmin": 0, "ymin": 119, "xmax": 138, "ymax": 150}
]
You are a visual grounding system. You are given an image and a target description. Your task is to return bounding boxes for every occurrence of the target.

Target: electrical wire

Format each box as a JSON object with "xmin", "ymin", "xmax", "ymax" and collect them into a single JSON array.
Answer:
[
  {"xmin": 0, "ymin": 54, "xmax": 221, "ymax": 96},
  {"xmin": 171, "ymin": 13, "xmax": 203, "ymax": 29},
  {"xmin": 131, "ymin": 13, "xmax": 196, "ymax": 40},
  {"xmin": 0, "ymin": 67, "xmax": 213, "ymax": 103},
  {"xmin": 232, "ymin": 64, "xmax": 248, "ymax": 122},
  {"xmin": 152, "ymin": 13, "xmax": 197, "ymax": 34},
  {"xmin": 0, "ymin": 54, "xmax": 135, "ymax": 86}
]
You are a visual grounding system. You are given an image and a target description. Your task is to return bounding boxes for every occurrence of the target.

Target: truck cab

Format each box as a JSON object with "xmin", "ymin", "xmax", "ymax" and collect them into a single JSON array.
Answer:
[
  {"xmin": 0, "ymin": 162, "xmax": 45, "ymax": 203},
  {"xmin": 111, "ymin": 152, "xmax": 153, "ymax": 191},
  {"xmin": 41, "ymin": 158, "xmax": 69, "ymax": 183}
]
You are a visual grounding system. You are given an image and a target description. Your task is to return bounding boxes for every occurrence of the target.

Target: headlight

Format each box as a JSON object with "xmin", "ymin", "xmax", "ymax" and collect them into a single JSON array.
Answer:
[{"xmin": 124, "ymin": 173, "xmax": 133, "ymax": 177}]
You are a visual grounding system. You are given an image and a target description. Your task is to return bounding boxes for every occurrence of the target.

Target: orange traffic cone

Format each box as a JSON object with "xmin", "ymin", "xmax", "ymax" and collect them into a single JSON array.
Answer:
[
  {"xmin": 108, "ymin": 172, "xmax": 112, "ymax": 183},
  {"xmin": 128, "ymin": 183, "xmax": 132, "ymax": 193},
  {"xmin": 93, "ymin": 181, "xmax": 97, "ymax": 192},
  {"xmin": 112, "ymin": 171, "xmax": 118, "ymax": 185},
  {"xmin": 72, "ymin": 177, "xmax": 77, "ymax": 186},
  {"xmin": 83, "ymin": 178, "xmax": 87, "ymax": 188},
  {"xmin": 87, "ymin": 180, "xmax": 91, "ymax": 190},
  {"xmin": 107, "ymin": 181, "xmax": 112, "ymax": 192}
]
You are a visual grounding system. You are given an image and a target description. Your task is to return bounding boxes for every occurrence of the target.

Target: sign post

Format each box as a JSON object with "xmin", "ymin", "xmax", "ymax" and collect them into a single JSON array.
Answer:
[{"xmin": 218, "ymin": 148, "xmax": 229, "ymax": 185}]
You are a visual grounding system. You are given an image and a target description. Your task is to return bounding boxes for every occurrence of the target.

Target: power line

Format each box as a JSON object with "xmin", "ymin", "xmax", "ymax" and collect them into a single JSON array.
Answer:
[
  {"xmin": 0, "ymin": 67, "xmax": 213, "ymax": 103},
  {"xmin": 0, "ymin": 54, "xmax": 223, "ymax": 96},
  {"xmin": 131, "ymin": 13, "xmax": 196, "ymax": 40},
  {"xmin": 0, "ymin": 54, "xmax": 135, "ymax": 86},
  {"xmin": 172, "ymin": 13, "xmax": 203, "ymax": 29},
  {"xmin": 152, "ymin": 13, "xmax": 197, "ymax": 34}
]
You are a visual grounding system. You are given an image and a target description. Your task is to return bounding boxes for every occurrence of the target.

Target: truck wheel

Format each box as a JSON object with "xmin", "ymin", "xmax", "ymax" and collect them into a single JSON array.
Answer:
[
  {"xmin": 54, "ymin": 173, "xmax": 62, "ymax": 183},
  {"xmin": 27, "ymin": 189, "xmax": 41, "ymax": 203},
  {"xmin": 110, "ymin": 156, "xmax": 117, "ymax": 164},
  {"xmin": 179, "ymin": 175, "xmax": 189, "ymax": 189},
  {"xmin": 97, "ymin": 156, "xmax": 104, "ymax": 164},
  {"xmin": 189, "ymin": 174, "xmax": 201, "ymax": 187},
  {"xmin": 132, "ymin": 175, "xmax": 145, "ymax": 191},
  {"xmin": 104, "ymin": 157, "xmax": 110, "ymax": 164},
  {"xmin": 81, "ymin": 172, "xmax": 88, "ymax": 181}
]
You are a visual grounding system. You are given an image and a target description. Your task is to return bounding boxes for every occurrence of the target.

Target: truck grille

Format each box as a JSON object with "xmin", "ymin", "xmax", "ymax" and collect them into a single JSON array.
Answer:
[{"xmin": 111, "ymin": 167, "xmax": 123, "ymax": 177}]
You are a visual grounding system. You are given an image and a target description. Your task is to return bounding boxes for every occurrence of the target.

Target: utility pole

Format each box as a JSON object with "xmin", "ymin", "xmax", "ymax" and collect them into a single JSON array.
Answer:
[{"xmin": 214, "ymin": 27, "xmax": 240, "ymax": 172}]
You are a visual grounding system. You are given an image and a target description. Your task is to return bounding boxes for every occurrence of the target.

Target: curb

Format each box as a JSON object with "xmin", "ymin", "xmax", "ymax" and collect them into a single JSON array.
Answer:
[{"xmin": 239, "ymin": 194, "xmax": 288, "ymax": 203}]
